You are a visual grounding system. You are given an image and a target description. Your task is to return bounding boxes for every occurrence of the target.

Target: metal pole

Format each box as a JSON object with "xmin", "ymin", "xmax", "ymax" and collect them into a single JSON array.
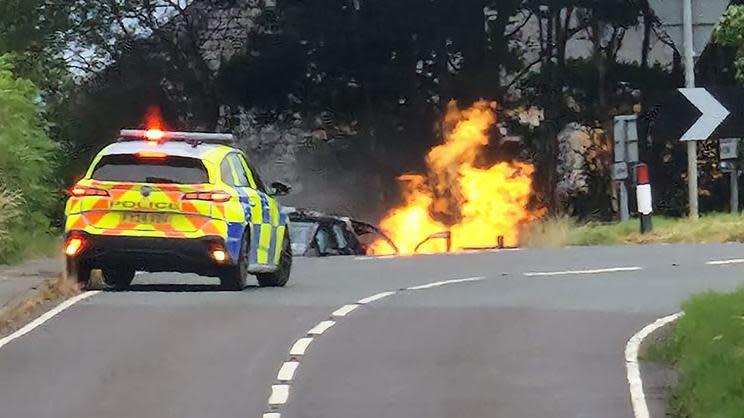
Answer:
[
  {"xmin": 732, "ymin": 170, "xmax": 739, "ymax": 214},
  {"xmin": 619, "ymin": 182, "xmax": 630, "ymax": 222},
  {"xmin": 683, "ymin": 0, "xmax": 699, "ymax": 219}
]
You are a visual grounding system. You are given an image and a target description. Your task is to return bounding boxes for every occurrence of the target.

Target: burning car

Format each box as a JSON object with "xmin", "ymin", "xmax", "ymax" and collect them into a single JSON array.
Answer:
[{"xmin": 286, "ymin": 209, "xmax": 397, "ymax": 257}]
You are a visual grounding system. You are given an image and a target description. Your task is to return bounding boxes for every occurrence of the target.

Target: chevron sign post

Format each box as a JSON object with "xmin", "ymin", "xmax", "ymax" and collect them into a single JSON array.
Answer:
[
  {"xmin": 678, "ymin": 88, "xmax": 731, "ymax": 141},
  {"xmin": 648, "ymin": 86, "xmax": 744, "ymax": 216},
  {"xmin": 649, "ymin": 87, "xmax": 744, "ymax": 141}
]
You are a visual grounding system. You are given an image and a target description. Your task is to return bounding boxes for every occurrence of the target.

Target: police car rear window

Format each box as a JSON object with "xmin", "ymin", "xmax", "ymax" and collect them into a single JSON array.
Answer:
[{"xmin": 91, "ymin": 154, "xmax": 209, "ymax": 184}]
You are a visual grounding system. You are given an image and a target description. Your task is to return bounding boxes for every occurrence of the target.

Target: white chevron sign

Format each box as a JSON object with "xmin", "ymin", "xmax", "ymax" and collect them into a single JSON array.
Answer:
[{"xmin": 678, "ymin": 88, "xmax": 730, "ymax": 141}]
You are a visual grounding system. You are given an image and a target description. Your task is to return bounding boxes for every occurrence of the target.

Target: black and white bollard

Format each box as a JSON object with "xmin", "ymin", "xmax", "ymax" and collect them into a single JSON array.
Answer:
[{"xmin": 635, "ymin": 164, "xmax": 653, "ymax": 234}]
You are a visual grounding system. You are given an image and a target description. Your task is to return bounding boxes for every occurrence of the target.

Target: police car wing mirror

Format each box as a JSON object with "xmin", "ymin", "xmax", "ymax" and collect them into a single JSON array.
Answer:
[{"xmin": 270, "ymin": 182, "xmax": 291, "ymax": 197}]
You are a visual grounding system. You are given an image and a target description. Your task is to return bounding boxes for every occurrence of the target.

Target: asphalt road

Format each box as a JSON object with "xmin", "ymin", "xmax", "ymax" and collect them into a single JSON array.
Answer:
[{"xmin": 2, "ymin": 244, "xmax": 744, "ymax": 418}]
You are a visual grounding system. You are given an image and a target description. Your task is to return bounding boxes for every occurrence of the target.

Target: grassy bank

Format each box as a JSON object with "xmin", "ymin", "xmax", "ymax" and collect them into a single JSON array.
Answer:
[
  {"xmin": 0, "ymin": 228, "xmax": 60, "ymax": 265},
  {"xmin": 0, "ymin": 274, "xmax": 81, "ymax": 336},
  {"xmin": 648, "ymin": 289, "xmax": 744, "ymax": 418},
  {"xmin": 0, "ymin": 187, "xmax": 60, "ymax": 265},
  {"xmin": 521, "ymin": 213, "xmax": 744, "ymax": 247}
]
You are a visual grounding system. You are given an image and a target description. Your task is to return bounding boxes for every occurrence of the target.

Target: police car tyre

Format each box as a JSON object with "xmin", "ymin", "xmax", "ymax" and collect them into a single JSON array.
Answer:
[
  {"xmin": 220, "ymin": 232, "xmax": 249, "ymax": 291},
  {"xmin": 66, "ymin": 258, "xmax": 92, "ymax": 288},
  {"xmin": 257, "ymin": 231, "xmax": 292, "ymax": 287},
  {"xmin": 102, "ymin": 268, "xmax": 136, "ymax": 290}
]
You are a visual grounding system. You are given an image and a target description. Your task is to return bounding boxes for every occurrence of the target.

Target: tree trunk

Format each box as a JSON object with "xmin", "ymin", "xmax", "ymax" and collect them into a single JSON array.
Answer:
[{"xmin": 641, "ymin": 0, "xmax": 652, "ymax": 69}]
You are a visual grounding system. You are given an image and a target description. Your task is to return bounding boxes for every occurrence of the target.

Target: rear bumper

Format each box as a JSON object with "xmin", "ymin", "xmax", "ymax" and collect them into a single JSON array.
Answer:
[{"xmin": 67, "ymin": 232, "xmax": 234, "ymax": 276}]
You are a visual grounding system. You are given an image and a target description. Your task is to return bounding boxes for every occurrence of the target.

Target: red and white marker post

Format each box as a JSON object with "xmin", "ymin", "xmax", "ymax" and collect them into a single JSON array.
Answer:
[{"xmin": 635, "ymin": 164, "xmax": 653, "ymax": 234}]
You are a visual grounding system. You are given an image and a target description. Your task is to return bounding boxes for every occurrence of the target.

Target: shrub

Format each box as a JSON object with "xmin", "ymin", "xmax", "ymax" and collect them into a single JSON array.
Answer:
[{"xmin": 0, "ymin": 55, "xmax": 58, "ymax": 262}]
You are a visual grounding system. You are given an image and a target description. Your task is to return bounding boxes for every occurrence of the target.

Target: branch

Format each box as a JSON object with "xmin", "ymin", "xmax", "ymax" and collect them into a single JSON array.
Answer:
[
  {"xmin": 505, "ymin": 11, "xmax": 534, "ymax": 39},
  {"xmin": 198, "ymin": 10, "xmax": 241, "ymax": 49},
  {"xmin": 505, "ymin": 56, "xmax": 542, "ymax": 90}
]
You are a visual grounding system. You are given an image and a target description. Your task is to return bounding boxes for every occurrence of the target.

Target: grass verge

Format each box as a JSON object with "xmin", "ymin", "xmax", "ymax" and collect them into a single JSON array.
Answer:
[
  {"xmin": 521, "ymin": 213, "xmax": 744, "ymax": 247},
  {"xmin": 0, "ymin": 274, "xmax": 81, "ymax": 336},
  {"xmin": 0, "ymin": 229, "xmax": 61, "ymax": 266},
  {"xmin": 647, "ymin": 288, "xmax": 744, "ymax": 418}
]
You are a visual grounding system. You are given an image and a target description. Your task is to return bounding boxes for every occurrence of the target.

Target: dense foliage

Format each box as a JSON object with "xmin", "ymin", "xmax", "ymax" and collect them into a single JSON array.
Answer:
[
  {"xmin": 715, "ymin": 5, "xmax": 744, "ymax": 82},
  {"xmin": 0, "ymin": 57, "xmax": 58, "ymax": 261}
]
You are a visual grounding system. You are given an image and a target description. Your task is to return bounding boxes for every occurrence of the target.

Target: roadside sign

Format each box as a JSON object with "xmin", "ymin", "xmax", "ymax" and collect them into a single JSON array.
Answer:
[
  {"xmin": 720, "ymin": 160, "xmax": 738, "ymax": 173},
  {"xmin": 613, "ymin": 115, "xmax": 639, "ymax": 223},
  {"xmin": 720, "ymin": 138, "xmax": 739, "ymax": 160},
  {"xmin": 647, "ymin": 87, "xmax": 744, "ymax": 141},
  {"xmin": 612, "ymin": 162, "xmax": 629, "ymax": 181},
  {"xmin": 678, "ymin": 89, "xmax": 730, "ymax": 141},
  {"xmin": 614, "ymin": 115, "xmax": 639, "ymax": 163}
]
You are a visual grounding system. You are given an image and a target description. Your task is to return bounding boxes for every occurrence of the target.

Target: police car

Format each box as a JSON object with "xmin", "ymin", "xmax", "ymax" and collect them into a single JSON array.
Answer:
[{"xmin": 64, "ymin": 129, "xmax": 292, "ymax": 290}]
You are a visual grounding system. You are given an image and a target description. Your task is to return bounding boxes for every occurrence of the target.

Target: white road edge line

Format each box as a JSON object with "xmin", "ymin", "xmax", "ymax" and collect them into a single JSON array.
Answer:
[
  {"xmin": 268, "ymin": 385, "xmax": 290, "ymax": 405},
  {"xmin": 625, "ymin": 312, "xmax": 683, "ymax": 418},
  {"xmin": 524, "ymin": 267, "xmax": 642, "ymax": 277},
  {"xmin": 332, "ymin": 304, "xmax": 359, "ymax": 317},
  {"xmin": 357, "ymin": 291, "xmax": 397, "ymax": 304},
  {"xmin": 307, "ymin": 320, "xmax": 335, "ymax": 336},
  {"xmin": 706, "ymin": 258, "xmax": 744, "ymax": 265},
  {"xmin": 289, "ymin": 337, "xmax": 313, "ymax": 356},
  {"xmin": 277, "ymin": 361, "xmax": 300, "ymax": 382},
  {"xmin": 262, "ymin": 414, "xmax": 281, "ymax": 418},
  {"xmin": 0, "ymin": 290, "xmax": 100, "ymax": 351},
  {"xmin": 407, "ymin": 276, "xmax": 485, "ymax": 290}
]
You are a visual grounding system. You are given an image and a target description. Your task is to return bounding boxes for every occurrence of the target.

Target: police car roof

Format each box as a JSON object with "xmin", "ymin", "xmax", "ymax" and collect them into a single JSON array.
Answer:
[{"xmin": 100, "ymin": 140, "xmax": 235, "ymax": 162}]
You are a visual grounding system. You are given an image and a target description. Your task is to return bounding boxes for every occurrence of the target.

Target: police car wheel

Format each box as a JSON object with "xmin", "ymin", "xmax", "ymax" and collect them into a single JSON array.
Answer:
[
  {"xmin": 257, "ymin": 231, "xmax": 292, "ymax": 287},
  {"xmin": 102, "ymin": 268, "xmax": 135, "ymax": 290},
  {"xmin": 220, "ymin": 233, "xmax": 249, "ymax": 291},
  {"xmin": 66, "ymin": 258, "xmax": 92, "ymax": 288}
]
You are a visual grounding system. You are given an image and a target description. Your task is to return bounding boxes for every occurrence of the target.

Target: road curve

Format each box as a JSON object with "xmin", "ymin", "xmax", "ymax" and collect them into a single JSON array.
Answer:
[{"xmin": 1, "ymin": 243, "xmax": 743, "ymax": 418}]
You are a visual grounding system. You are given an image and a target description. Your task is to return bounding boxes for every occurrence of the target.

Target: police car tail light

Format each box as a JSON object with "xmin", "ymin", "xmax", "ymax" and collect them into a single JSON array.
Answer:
[
  {"xmin": 211, "ymin": 248, "xmax": 227, "ymax": 263},
  {"xmin": 65, "ymin": 236, "xmax": 86, "ymax": 257},
  {"xmin": 207, "ymin": 242, "xmax": 228, "ymax": 263},
  {"xmin": 182, "ymin": 191, "xmax": 232, "ymax": 203},
  {"xmin": 70, "ymin": 186, "xmax": 110, "ymax": 197}
]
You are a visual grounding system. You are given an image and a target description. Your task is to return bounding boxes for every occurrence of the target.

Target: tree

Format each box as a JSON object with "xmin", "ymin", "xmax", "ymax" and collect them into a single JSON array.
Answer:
[
  {"xmin": 0, "ymin": 0, "xmax": 73, "ymax": 90},
  {"xmin": 714, "ymin": 5, "xmax": 744, "ymax": 83},
  {"xmin": 0, "ymin": 56, "xmax": 58, "ymax": 257},
  {"xmin": 65, "ymin": 0, "xmax": 268, "ymax": 128}
]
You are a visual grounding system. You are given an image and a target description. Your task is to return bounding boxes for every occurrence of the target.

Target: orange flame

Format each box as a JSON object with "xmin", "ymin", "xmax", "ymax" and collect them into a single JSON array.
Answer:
[
  {"xmin": 144, "ymin": 106, "xmax": 167, "ymax": 131},
  {"xmin": 370, "ymin": 100, "xmax": 541, "ymax": 255}
]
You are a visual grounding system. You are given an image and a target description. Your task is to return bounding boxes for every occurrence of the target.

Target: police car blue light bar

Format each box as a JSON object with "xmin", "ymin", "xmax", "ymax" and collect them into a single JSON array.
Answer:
[{"xmin": 119, "ymin": 129, "xmax": 236, "ymax": 144}]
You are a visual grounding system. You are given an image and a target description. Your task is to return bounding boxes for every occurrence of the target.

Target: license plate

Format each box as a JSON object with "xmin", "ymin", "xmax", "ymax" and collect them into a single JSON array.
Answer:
[{"xmin": 121, "ymin": 212, "xmax": 171, "ymax": 225}]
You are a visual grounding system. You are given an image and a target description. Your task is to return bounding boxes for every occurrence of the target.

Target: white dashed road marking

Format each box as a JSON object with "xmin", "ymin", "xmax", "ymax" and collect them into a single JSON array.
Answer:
[
  {"xmin": 307, "ymin": 321, "xmax": 335, "ymax": 335},
  {"xmin": 407, "ymin": 277, "xmax": 485, "ymax": 290},
  {"xmin": 268, "ymin": 385, "xmax": 290, "ymax": 405},
  {"xmin": 706, "ymin": 258, "xmax": 744, "ymax": 265},
  {"xmin": 277, "ymin": 361, "xmax": 300, "ymax": 382},
  {"xmin": 331, "ymin": 304, "xmax": 359, "ymax": 317},
  {"xmin": 354, "ymin": 255, "xmax": 399, "ymax": 260},
  {"xmin": 289, "ymin": 338, "xmax": 313, "ymax": 356},
  {"xmin": 0, "ymin": 291, "xmax": 100, "ymax": 351},
  {"xmin": 523, "ymin": 267, "xmax": 642, "ymax": 277},
  {"xmin": 262, "ymin": 276, "xmax": 485, "ymax": 416},
  {"xmin": 626, "ymin": 313, "xmax": 683, "ymax": 418},
  {"xmin": 357, "ymin": 291, "xmax": 396, "ymax": 304}
]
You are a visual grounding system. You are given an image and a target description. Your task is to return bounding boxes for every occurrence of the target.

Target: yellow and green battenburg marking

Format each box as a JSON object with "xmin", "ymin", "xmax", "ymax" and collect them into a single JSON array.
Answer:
[{"xmin": 65, "ymin": 139, "xmax": 290, "ymax": 269}]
